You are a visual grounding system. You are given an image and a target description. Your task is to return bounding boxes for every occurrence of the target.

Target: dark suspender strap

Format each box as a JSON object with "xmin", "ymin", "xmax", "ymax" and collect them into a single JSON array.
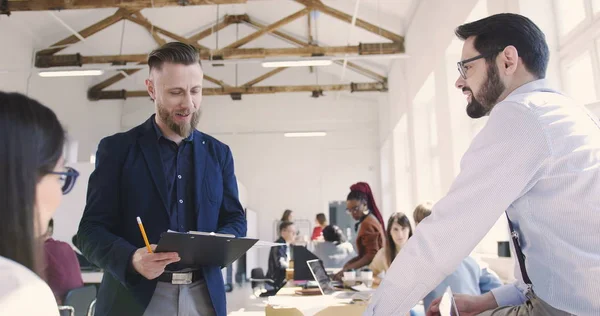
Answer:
[{"xmin": 506, "ymin": 212, "xmax": 532, "ymax": 285}]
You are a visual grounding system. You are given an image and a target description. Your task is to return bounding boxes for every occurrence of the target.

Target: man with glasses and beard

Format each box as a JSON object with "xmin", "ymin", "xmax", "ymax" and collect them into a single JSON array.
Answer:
[
  {"xmin": 76, "ymin": 42, "xmax": 246, "ymax": 316},
  {"xmin": 364, "ymin": 13, "xmax": 600, "ymax": 316}
]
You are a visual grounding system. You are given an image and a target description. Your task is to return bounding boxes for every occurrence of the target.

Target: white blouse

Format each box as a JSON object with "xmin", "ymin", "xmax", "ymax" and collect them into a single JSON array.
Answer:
[{"xmin": 0, "ymin": 255, "xmax": 59, "ymax": 316}]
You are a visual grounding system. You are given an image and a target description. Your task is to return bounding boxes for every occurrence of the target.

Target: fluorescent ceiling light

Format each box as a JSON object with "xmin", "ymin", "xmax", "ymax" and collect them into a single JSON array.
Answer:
[
  {"xmin": 38, "ymin": 70, "xmax": 104, "ymax": 77},
  {"xmin": 284, "ymin": 132, "xmax": 327, "ymax": 138},
  {"xmin": 262, "ymin": 60, "xmax": 333, "ymax": 68}
]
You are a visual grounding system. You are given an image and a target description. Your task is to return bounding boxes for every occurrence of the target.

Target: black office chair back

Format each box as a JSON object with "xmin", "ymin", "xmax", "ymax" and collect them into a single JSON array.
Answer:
[
  {"xmin": 61, "ymin": 285, "xmax": 97, "ymax": 316},
  {"xmin": 250, "ymin": 267, "xmax": 285, "ymax": 297},
  {"xmin": 250, "ymin": 268, "xmax": 266, "ymax": 289}
]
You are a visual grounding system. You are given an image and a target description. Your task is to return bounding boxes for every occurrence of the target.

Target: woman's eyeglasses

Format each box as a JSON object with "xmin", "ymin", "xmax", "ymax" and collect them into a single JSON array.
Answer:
[
  {"xmin": 346, "ymin": 206, "xmax": 361, "ymax": 214},
  {"xmin": 49, "ymin": 167, "xmax": 80, "ymax": 195}
]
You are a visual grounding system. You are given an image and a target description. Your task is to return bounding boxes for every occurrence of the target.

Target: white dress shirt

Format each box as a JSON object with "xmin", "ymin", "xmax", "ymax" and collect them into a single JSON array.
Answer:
[
  {"xmin": 365, "ymin": 79, "xmax": 600, "ymax": 315},
  {"xmin": 0, "ymin": 255, "xmax": 59, "ymax": 316}
]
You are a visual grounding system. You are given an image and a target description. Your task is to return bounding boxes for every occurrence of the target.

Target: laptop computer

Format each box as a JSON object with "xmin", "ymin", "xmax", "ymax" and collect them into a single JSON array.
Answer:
[
  {"xmin": 306, "ymin": 259, "xmax": 336, "ymax": 294},
  {"xmin": 438, "ymin": 286, "xmax": 460, "ymax": 316},
  {"xmin": 300, "ymin": 259, "xmax": 373, "ymax": 301}
]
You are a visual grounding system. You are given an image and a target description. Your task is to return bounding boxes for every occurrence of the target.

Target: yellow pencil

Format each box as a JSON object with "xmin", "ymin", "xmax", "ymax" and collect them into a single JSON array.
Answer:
[{"xmin": 136, "ymin": 216, "xmax": 153, "ymax": 253}]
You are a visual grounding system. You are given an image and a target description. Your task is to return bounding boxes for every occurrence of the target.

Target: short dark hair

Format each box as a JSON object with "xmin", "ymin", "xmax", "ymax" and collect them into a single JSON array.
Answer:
[
  {"xmin": 455, "ymin": 13, "xmax": 549, "ymax": 79},
  {"xmin": 148, "ymin": 42, "xmax": 202, "ymax": 72},
  {"xmin": 281, "ymin": 209, "xmax": 293, "ymax": 222},
  {"xmin": 0, "ymin": 92, "xmax": 65, "ymax": 274},
  {"xmin": 322, "ymin": 225, "xmax": 346, "ymax": 244},
  {"xmin": 279, "ymin": 221, "xmax": 294, "ymax": 233}
]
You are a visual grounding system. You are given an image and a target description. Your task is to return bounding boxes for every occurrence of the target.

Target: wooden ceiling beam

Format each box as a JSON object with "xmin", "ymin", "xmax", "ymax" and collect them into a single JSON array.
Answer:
[
  {"xmin": 125, "ymin": 15, "xmax": 209, "ymax": 50},
  {"xmin": 88, "ymin": 14, "xmax": 238, "ymax": 92},
  {"xmin": 224, "ymin": 8, "xmax": 310, "ymax": 49},
  {"xmin": 131, "ymin": 11, "xmax": 167, "ymax": 46},
  {"xmin": 241, "ymin": 18, "xmax": 388, "ymax": 82},
  {"xmin": 89, "ymin": 69, "xmax": 140, "ymax": 92},
  {"xmin": 88, "ymin": 70, "xmax": 228, "ymax": 94},
  {"xmin": 187, "ymin": 14, "xmax": 247, "ymax": 43},
  {"xmin": 3, "ymin": 0, "xmax": 245, "ymax": 12},
  {"xmin": 37, "ymin": 8, "xmax": 130, "ymax": 55},
  {"xmin": 332, "ymin": 60, "xmax": 386, "ymax": 82},
  {"xmin": 35, "ymin": 42, "xmax": 402, "ymax": 67},
  {"xmin": 243, "ymin": 18, "xmax": 306, "ymax": 47},
  {"xmin": 204, "ymin": 75, "xmax": 231, "ymax": 88},
  {"xmin": 242, "ymin": 68, "xmax": 287, "ymax": 87},
  {"xmin": 295, "ymin": 0, "xmax": 404, "ymax": 44},
  {"xmin": 89, "ymin": 81, "xmax": 387, "ymax": 99}
]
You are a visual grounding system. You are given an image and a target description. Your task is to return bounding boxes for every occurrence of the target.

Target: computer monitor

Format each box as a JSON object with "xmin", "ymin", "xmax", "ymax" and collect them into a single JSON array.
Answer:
[{"xmin": 292, "ymin": 245, "xmax": 319, "ymax": 281}]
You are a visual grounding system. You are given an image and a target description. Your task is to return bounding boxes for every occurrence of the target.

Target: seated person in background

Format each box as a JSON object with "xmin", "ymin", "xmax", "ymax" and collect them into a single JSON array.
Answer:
[
  {"xmin": 266, "ymin": 221, "xmax": 296, "ymax": 287},
  {"xmin": 311, "ymin": 213, "xmax": 328, "ymax": 240},
  {"xmin": 43, "ymin": 219, "xmax": 84, "ymax": 304},
  {"xmin": 413, "ymin": 202, "xmax": 502, "ymax": 310},
  {"xmin": 334, "ymin": 182, "xmax": 386, "ymax": 280},
  {"xmin": 313, "ymin": 225, "xmax": 356, "ymax": 268},
  {"xmin": 369, "ymin": 212, "xmax": 413, "ymax": 280},
  {"xmin": 281, "ymin": 209, "xmax": 293, "ymax": 222}
]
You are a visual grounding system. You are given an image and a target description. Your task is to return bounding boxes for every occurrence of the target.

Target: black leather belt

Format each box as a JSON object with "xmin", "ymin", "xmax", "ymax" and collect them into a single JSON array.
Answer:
[{"xmin": 157, "ymin": 270, "xmax": 203, "ymax": 284}]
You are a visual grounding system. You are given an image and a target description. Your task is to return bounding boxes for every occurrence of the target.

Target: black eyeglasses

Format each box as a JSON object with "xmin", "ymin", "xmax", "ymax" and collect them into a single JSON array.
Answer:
[
  {"xmin": 457, "ymin": 51, "xmax": 501, "ymax": 79},
  {"xmin": 49, "ymin": 167, "xmax": 80, "ymax": 195},
  {"xmin": 345, "ymin": 206, "xmax": 361, "ymax": 214}
]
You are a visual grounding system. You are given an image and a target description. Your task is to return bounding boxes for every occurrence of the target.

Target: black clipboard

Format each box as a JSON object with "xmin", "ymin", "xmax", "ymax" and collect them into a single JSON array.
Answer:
[{"xmin": 155, "ymin": 231, "xmax": 258, "ymax": 267}]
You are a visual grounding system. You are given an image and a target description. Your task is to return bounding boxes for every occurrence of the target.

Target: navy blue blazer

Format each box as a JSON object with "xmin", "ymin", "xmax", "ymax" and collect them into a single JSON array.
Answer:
[{"xmin": 76, "ymin": 116, "xmax": 247, "ymax": 316}]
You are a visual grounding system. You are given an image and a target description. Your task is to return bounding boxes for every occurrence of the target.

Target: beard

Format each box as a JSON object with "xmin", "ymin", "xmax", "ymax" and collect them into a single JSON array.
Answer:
[
  {"xmin": 464, "ymin": 62, "xmax": 505, "ymax": 119},
  {"xmin": 157, "ymin": 103, "xmax": 201, "ymax": 138}
]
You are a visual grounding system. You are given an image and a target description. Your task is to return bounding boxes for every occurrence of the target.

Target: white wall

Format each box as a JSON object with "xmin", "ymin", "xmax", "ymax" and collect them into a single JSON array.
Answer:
[
  {"xmin": 0, "ymin": 15, "xmax": 124, "ymax": 164},
  {"xmin": 0, "ymin": 15, "xmax": 123, "ymax": 244},
  {"xmin": 378, "ymin": 0, "xmax": 480, "ymax": 225}
]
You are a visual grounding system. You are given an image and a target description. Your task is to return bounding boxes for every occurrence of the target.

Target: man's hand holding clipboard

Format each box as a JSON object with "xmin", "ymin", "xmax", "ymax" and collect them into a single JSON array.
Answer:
[{"xmin": 131, "ymin": 217, "xmax": 181, "ymax": 280}]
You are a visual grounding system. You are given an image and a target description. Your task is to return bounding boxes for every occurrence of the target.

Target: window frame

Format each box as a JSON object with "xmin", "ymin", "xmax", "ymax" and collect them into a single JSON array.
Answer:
[{"xmin": 556, "ymin": 0, "xmax": 600, "ymax": 106}]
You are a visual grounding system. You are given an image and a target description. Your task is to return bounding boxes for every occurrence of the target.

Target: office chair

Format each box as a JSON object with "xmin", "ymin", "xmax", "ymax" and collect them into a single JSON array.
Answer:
[
  {"xmin": 249, "ymin": 268, "xmax": 285, "ymax": 297},
  {"xmin": 58, "ymin": 285, "xmax": 97, "ymax": 316}
]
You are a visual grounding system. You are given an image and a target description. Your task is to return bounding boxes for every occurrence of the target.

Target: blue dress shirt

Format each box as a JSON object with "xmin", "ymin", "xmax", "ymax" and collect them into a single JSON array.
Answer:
[
  {"xmin": 422, "ymin": 256, "xmax": 502, "ymax": 310},
  {"xmin": 152, "ymin": 120, "xmax": 196, "ymax": 233}
]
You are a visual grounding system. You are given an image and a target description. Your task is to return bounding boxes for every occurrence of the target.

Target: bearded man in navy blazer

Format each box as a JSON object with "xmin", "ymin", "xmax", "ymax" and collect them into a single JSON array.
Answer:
[{"xmin": 76, "ymin": 42, "xmax": 246, "ymax": 316}]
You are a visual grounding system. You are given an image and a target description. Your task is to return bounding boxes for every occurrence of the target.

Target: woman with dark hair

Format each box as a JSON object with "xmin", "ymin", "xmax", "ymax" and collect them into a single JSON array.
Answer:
[
  {"xmin": 280, "ymin": 209, "xmax": 293, "ymax": 222},
  {"xmin": 369, "ymin": 212, "xmax": 413, "ymax": 278},
  {"xmin": 311, "ymin": 213, "xmax": 328, "ymax": 240},
  {"xmin": 0, "ymin": 92, "xmax": 79, "ymax": 315},
  {"xmin": 334, "ymin": 182, "xmax": 385, "ymax": 280}
]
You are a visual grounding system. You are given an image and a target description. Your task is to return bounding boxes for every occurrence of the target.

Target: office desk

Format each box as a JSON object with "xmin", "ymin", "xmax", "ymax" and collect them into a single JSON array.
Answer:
[{"xmin": 265, "ymin": 286, "xmax": 368, "ymax": 316}]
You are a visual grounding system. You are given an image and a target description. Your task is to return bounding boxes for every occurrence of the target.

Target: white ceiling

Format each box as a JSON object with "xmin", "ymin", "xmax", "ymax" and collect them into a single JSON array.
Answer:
[{"xmin": 5, "ymin": 0, "xmax": 418, "ymax": 91}]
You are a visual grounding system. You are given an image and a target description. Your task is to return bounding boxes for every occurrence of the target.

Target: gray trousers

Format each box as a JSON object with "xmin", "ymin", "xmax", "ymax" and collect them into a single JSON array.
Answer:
[
  {"xmin": 477, "ymin": 292, "xmax": 574, "ymax": 316},
  {"xmin": 142, "ymin": 280, "xmax": 217, "ymax": 316}
]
